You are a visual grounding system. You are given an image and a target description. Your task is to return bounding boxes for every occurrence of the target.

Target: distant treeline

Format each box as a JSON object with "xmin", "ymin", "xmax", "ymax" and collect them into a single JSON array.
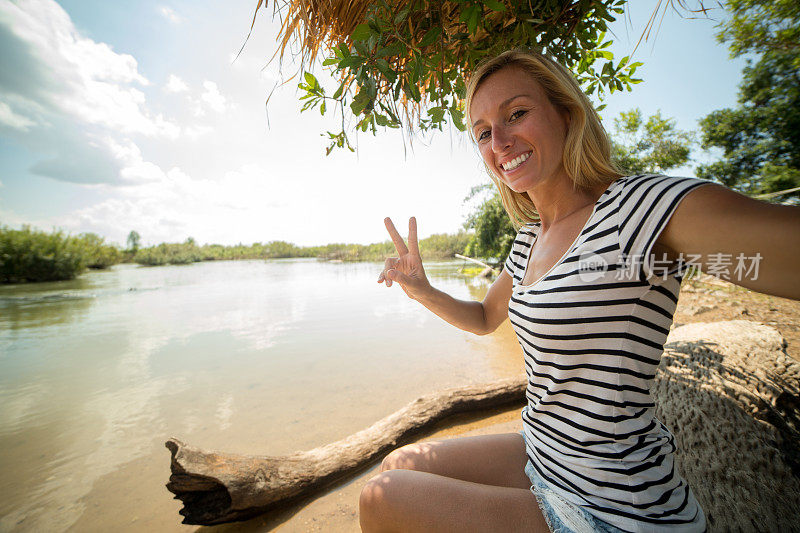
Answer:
[
  {"xmin": 1, "ymin": 226, "xmax": 124, "ymax": 283},
  {"xmin": 1, "ymin": 226, "xmax": 470, "ymax": 283}
]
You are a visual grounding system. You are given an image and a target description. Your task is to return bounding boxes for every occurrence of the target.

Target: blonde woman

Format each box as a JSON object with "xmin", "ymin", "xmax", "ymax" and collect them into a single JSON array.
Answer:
[{"xmin": 361, "ymin": 49, "xmax": 800, "ymax": 532}]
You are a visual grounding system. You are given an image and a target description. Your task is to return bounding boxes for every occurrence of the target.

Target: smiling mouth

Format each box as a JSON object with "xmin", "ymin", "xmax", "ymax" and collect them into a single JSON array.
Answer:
[{"xmin": 501, "ymin": 151, "xmax": 532, "ymax": 171}]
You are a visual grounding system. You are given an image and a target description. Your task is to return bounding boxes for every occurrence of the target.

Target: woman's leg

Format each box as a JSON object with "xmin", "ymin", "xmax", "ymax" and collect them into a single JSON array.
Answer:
[{"xmin": 359, "ymin": 432, "xmax": 550, "ymax": 532}]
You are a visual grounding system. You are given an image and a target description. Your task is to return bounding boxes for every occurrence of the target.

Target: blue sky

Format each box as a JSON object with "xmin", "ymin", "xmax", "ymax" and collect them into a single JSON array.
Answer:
[{"xmin": 0, "ymin": 0, "xmax": 748, "ymax": 247}]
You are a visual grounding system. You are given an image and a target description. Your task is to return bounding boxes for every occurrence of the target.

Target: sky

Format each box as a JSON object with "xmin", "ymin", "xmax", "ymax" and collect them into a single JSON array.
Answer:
[{"xmin": 0, "ymin": 0, "xmax": 749, "ymax": 247}]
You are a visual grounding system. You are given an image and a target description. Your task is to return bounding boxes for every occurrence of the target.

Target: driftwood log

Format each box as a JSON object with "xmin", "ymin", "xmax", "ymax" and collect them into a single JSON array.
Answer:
[
  {"xmin": 166, "ymin": 320, "xmax": 800, "ymax": 529},
  {"xmin": 165, "ymin": 378, "xmax": 526, "ymax": 524}
]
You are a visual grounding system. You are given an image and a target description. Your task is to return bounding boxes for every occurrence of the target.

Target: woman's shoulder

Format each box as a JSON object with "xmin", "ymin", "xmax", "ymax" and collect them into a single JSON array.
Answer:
[
  {"xmin": 619, "ymin": 173, "xmax": 711, "ymax": 187},
  {"xmin": 517, "ymin": 222, "xmax": 540, "ymax": 237},
  {"xmin": 509, "ymin": 222, "xmax": 539, "ymax": 249},
  {"xmin": 614, "ymin": 174, "xmax": 714, "ymax": 202}
]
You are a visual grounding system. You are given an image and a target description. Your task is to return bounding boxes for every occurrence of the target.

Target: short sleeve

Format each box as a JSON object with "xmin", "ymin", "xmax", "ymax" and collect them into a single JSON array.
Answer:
[
  {"xmin": 616, "ymin": 174, "xmax": 714, "ymax": 283},
  {"xmin": 503, "ymin": 225, "xmax": 537, "ymax": 283}
]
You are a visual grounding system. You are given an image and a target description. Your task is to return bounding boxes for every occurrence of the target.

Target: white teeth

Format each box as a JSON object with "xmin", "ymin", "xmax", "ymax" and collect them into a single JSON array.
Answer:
[{"xmin": 501, "ymin": 152, "xmax": 531, "ymax": 171}]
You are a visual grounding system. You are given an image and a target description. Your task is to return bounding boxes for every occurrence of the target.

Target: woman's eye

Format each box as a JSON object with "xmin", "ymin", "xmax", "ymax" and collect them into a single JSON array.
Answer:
[
  {"xmin": 510, "ymin": 109, "xmax": 526, "ymax": 121},
  {"xmin": 478, "ymin": 130, "xmax": 490, "ymax": 141}
]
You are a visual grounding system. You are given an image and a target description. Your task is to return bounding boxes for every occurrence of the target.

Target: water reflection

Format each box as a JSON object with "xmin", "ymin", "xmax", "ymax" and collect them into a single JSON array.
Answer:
[{"xmin": 0, "ymin": 290, "xmax": 96, "ymax": 331}]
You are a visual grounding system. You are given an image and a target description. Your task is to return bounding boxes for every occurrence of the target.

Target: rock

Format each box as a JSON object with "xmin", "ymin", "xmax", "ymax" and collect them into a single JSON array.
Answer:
[
  {"xmin": 656, "ymin": 321, "xmax": 800, "ymax": 531},
  {"xmin": 681, "ymin": 304, "xmax": 718, "ymax": 316}
]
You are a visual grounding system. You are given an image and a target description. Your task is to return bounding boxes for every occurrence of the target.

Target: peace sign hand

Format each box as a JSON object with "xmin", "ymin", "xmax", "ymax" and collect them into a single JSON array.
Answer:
[{"xmin": 378, "ymin": 217, "xmax": 431, "ymax": 301}]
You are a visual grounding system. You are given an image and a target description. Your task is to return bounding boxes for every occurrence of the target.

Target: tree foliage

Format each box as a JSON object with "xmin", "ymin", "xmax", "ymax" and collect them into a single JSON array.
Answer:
[
  {"xmin": 463, "ymin": 184, "xmax": 515, "ymax": 262},
  {"xmin": 127, "ymin": 230, "xmax": 141, "ymax": 252},
  {"xmin": 254, "ymin": 0, "xmax": 647, "ymax": 154},
  {"xmin": 0, "ymin": 226, "xmax": 122, "ymax": 283},
  {"xmin": 611, "ymin": 108, "xmax": 693, "ymax": 174},
  {"xmin": 716, "ymin": 0, "xmax": 799, "ymax": 63},
  {"xmin": 696, "ymin": 1, "xmax": 800, "ymax": 199}
]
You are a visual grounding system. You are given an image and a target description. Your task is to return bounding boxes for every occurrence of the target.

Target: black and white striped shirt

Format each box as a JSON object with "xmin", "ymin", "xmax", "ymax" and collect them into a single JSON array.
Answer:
[{"xmin": 504, "ymin": 174, "xmax": 712, "ymax": 532}]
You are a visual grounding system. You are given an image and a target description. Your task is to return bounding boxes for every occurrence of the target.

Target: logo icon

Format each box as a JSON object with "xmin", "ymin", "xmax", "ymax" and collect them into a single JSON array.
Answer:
[{"xmin": 576, "ymin": 251, "xmax": 608, "ymax": 282}]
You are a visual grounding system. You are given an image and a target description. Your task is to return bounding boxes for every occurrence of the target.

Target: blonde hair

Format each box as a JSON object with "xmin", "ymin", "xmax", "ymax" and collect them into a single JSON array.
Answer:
[{"xmin": 465, "ymin": 49, "xmax": 622, "ymax": 228}]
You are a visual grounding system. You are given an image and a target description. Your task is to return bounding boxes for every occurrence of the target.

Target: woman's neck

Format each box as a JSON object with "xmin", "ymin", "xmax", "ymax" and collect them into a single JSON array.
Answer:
[{"xmin": 526, "ymin": 176, "xmax": 607, "ymax": 231}]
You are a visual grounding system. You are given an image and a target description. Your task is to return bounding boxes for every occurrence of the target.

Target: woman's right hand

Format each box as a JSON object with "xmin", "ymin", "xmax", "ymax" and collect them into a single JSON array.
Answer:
[{"xmin": 378, "ymin": 217, "xmax": 432, "ymax": 301}]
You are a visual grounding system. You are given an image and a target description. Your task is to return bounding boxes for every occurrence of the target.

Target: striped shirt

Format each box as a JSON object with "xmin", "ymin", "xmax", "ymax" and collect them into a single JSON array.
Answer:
[{"xmin": 504, "ymin": 174, "xmax": 712, "ymax": 532}]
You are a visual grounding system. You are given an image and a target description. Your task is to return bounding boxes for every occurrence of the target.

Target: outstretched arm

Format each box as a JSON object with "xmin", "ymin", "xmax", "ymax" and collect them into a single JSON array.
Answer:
[
  {"xmin": 656, "ymin": 183, "xmax": 800, "ymax": 300},
  {"xmin": 378, "ymin": 217, "xmax": 512, "ymax": 335}
]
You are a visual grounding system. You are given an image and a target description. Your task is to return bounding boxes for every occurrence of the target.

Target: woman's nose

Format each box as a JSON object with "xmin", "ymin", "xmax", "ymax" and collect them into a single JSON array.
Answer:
[{"xmin": 491, "ymin": 124, "xmax": 513, "ymax": 153}]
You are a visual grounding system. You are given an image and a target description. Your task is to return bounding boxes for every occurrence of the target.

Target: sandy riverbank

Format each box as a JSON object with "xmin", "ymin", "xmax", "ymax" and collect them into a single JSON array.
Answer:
[{"xmin": 197, "ymin": 404, "xmax": 526, "ymax": 533}]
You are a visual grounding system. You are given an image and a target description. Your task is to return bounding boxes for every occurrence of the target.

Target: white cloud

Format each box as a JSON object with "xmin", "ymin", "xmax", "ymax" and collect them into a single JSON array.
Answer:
[
  {"xmin": 0, "ymin": 0, "xmax": 181, "ymax": 183},
  {"xmin": 165, "ymin": 73, "xmax": 188, "ymax": 93},
  {"xmin": 158, "ymin": 6, "xmax": 182, "ymax": 24},
  {"xmin": 184, "ymin": 124, "xmax": 213, "ymax": 139},
  {"xmin": 54, "ymin": 161, "xmax": 289, "ymax": 245},
  {"xmin": 199, "ymin": 80, "xmax": 227, "ymax": 113},
  {"xmin": 0, "ymin": 100, "xmax": 36, "ymax": 131}
]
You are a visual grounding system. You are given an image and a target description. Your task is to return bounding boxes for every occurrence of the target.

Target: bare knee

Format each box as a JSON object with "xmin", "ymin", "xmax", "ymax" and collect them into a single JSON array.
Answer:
[
  {"xmin": 380, "ymin": 447, "xmax": 409, "ymax": 472},
  {"xmin": 380, "ymin": 442, "xmax": 434, "ymax": 472},
  {"xmin": 359, "ymin": 471, "xmax": 405, "ymax": 533}
]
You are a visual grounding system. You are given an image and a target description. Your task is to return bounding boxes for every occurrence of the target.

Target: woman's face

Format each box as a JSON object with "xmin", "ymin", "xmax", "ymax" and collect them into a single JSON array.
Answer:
[{"xmin": 470, "ymin": 66, "xmax": 570, "ymax": 194}]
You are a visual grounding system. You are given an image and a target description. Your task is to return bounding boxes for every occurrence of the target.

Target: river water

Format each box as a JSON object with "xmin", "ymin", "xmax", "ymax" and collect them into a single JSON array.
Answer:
[{"xmin": 0, "ymin": 259, "xmax": 522, "ymax": 532}]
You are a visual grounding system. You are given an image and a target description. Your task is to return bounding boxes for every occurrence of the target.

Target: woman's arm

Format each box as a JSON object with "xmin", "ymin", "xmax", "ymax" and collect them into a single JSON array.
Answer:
[
  {"xmin": 412, "ymin": 270, "xmax": 512, "ymax": 335},
  {"xmin": 656, "ymin": 183, "xmax": 800, "ymax": 300},
  {"xmin": 379, "ymin": 217, "xmax": 512, "ymax": 335}
]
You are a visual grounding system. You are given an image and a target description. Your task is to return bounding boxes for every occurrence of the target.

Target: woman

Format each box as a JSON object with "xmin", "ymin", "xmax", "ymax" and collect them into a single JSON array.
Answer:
[{"xmin": 359, "ymin": 49, "xmax": 800, "ymax": 532}]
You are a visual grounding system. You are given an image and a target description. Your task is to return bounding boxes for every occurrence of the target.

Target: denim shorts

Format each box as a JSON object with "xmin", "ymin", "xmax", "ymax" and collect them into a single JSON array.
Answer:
[{"xmin": 525, "ymin": 460, "xmax": 625, "ymax": 533}]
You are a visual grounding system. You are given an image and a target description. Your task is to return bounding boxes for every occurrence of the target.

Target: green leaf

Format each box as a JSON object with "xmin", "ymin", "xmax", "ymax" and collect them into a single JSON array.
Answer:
[
  {"xmin": 354, "ymin": 40, "xmax": 368, "ymax": 57},
  {"xmin": 332, "ymin": 84, "xmax": 344, "ymax": 100},
  {"xmin": 304, "ymin": 72, "xmax": 319, "ymax": 89},
  {"xmin": 449, "ymin": 106, "xmax": 465, "ymax": 131},
  {"xmin": 410, "ymin": 57, "xmax": 424, "ymax": 83},
  {"xmin": 376, "ymin": 43, "xmax": 402, "ymax": 57},
  {"xmin": 323, "ymin": 58, "xmax": 338, "ymax": 66},
  {"xmin": 420, "ymin": 27, "xmax": 442, "ymax": 48},
  {"xmin": 408, "ymin": 80, "xmax": 421, "ymax": 102},
  {"xmin": 428, "ymin": 106, "xmax": 446, "ymax": 122},
  {"xmin": 468, "ymin": 6, "xmax": 480, "ymax": 35},
  {"xmin": 351, "ymin": 23, "xmax": 371, "ymax": 42},
  {"xmin": 379, "ymin": 101, "xmax": 399, "ymax": 123},
  {"xmin": 483, "ymin": 0, "xmax": 506, "ymax": 12},
  {"xmin": 338, "ymin": 56, "xmax": 362, "ymax": 69},
  {"xmin": 394, "ymin": 6, "xmax": 410, "ymax": 24},
  {"xmin": 367, "ymin": 33, "xmax": 378, "ymax": 52},
  {"xmin": 350, "ymin": 91, "xmax": 371, "ymax": 115},
  {"xmin": 376, "ymin": 58, "xmax": 391, "ymax": 77},
  {"xmin": 320, "ymin": 101, "xmax": 326, "ymax": 115},
  {"xmin": 459, "ymin": 5, "xmax": 472, "ymax": 23}
]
